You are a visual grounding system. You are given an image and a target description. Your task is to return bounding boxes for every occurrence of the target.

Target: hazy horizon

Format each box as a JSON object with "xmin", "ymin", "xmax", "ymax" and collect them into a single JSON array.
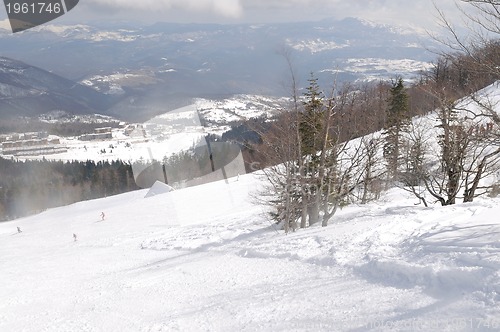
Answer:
[{"xmin": 0, "ymin": 0, "xmax": 466, "ymax": 31}]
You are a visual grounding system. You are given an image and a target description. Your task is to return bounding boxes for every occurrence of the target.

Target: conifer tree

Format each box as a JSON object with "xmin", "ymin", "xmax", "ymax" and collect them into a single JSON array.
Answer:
[
  {"xmin": 384, "ymin": 77, "xmax": 410, "ymax": 177},
  {"xmin": 298, "ymin": 74, "xmax": 326, "ymax": 226},
  {"xmin": 259, "ymin": 73, "xmax": 380, "ymax": 230},
  {"xmin": 299, "ymin": 74, "xmax": 324, "ymax": 159}
]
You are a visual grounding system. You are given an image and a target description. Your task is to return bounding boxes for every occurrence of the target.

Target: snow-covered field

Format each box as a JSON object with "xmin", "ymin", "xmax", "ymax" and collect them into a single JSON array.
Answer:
[
  {"xmin": 1, "ymin": 172, "xmax": 500, "ymax": 331},
  {"xmin": 195, "ymin": 95, "xmax": 285, "ymax": 125},
  {"xmin": 320, "ymin": 58, "xmax": 434, "ymax": 83}
]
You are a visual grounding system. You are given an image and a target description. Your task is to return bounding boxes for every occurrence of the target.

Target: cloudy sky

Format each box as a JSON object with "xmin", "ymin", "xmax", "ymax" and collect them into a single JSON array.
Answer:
[
  {"xmin": 63, "ymin": 0, "xmax": 464, "ymax": 28},
  {"xmin": 0, "ymin": 0, "xmax": 466, "ymax": 29}
]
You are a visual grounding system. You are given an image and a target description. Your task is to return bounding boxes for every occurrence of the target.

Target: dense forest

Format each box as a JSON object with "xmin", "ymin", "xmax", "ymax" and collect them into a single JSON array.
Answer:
[{"xmin": 0, "ymin": 158, "xmax": 139, "ymax": 221}]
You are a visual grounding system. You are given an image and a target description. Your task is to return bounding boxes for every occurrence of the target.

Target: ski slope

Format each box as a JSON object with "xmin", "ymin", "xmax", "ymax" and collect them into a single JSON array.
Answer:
[{"xmin": 1, "ymin": 172, "xmax": 500, "ymax": 332}]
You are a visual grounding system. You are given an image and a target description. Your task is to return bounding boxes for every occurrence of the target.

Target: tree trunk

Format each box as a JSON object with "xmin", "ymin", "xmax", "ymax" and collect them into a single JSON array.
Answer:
[
  {"xmin": 361, "ymin": 164, "xmax": 371, "ymax": 204},
  {"xmin": 464, "ymin": 149, "xmax": 500, "ymax": 202},
  {"xmin": 300, "ymin": 169, "xmax": 308, "ymax": 228},
  {"xmin": 322, "ymin": 200, "xmax": 339, "ymax": 227},
  {"xmin": 446, "ymin": 168, "xmax": 460, "ymax": 205},
  {"xmin": 464, "ymin": 162, "xmax": 484, "ymax": 203},
  {"xmin": 283, "ymin": 176, "xmax": 291, "ymax": 233},
  {"xmin": 308, "ymin": 194, "xmax": 320, "ymax": 226},
  {"xmin": 300, "ymin": 200, "xmax": 308, "ymax": 228}
]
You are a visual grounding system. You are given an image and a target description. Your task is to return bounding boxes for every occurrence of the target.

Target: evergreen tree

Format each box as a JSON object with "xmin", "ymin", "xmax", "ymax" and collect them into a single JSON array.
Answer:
[
  {"xmin": 384, "ymin": 77, "xmax": 410, "ymax": 177},
  {"xmin": 299, "ymin": 74, "xmax": 325, "ymax": 159},
  {"xmin": 298, "ymin": 74, "xmax": 326, "ymax": 226},
  {"xmin": 259, "ymin": 73, "xmax": 386, "ymax": 231}
]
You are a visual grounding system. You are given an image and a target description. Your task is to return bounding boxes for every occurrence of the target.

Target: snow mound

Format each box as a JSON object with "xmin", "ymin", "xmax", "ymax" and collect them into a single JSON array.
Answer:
[{"xmin": 144, "ymin": 181, "xmax": 174, "ymax": 198}]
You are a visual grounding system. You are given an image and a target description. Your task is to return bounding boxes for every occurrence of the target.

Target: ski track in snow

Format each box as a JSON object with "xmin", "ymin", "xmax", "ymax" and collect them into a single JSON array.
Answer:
[{"xmin": 1, "ymin": 173, "xmax": 500, "ymax": 331}]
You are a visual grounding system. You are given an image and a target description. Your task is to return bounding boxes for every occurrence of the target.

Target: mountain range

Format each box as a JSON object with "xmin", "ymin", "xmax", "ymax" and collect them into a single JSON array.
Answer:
[
  {"xmin": 0, "ymin": 57, "xmax": 120, "ymax": 119},
  {"xmin": 0, "ymin": 17, "xmax": 440, "ymax": 122}
]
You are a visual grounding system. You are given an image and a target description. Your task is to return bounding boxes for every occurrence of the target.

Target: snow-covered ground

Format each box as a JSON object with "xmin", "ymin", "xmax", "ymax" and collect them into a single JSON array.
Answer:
[
  {"xmin": 195, "ymin": 95, "xmax": 285, "ymax": 125},
  {"xmin": 320, "ymin": 58, "xmax": 434, "ymax": 83},
  {"xmin": 1, "ymin": 172, "xmax": 500, "ymax": 331},
  {"xmin": 50, "ymin": 131, "xmax": 205, "ymax": 164}
]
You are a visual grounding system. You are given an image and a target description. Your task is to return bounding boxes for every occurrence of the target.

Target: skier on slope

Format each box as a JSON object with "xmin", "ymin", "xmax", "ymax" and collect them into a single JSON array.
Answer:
[
  {"xmin": 17, "ymin": 226, "xmax": 22, "ymax": 233},
  {"xmin": 100, "ymin": 212, "xmax": 105, "ymax": 221},
  {"xmin": 73, "ymin": 233, "xmax": 77, "ymax": 242}
]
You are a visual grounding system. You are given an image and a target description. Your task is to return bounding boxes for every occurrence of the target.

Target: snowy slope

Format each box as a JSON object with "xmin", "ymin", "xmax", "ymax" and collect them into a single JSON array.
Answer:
[{"xmin": 1, "ymin": 172, "xmax": 500, "ymax": 331}]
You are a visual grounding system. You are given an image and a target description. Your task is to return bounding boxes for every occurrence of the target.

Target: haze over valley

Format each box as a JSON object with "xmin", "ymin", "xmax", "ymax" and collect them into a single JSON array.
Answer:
[{"xmin": 0, "ymin": 17, "xmax": 438, "ymax": 122}]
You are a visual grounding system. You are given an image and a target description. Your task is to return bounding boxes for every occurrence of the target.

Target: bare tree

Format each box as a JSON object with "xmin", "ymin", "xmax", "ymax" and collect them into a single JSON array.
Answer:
[
  {"xmin": 256, "ymin": 74, "xmax": 377, "ymax": 230},
  {"xmin": 359, "ymin": 135, "xmax": 385, "ymax": 204},
  {"xmin": 456, "ymin": 95, "xmax": 500, "ymax": 201},
  {"xmin": 301, "ymin": 80, "xmax": 376, "ymax": 227},
  {"xmin": 319, "ymin": 135, "xmax": 374, "ymax": 226},
  {"xmin": 402, "ymin": 83, "xmax": 500, "ymax": 206},
  {"xmin": 435, "ymin": 1, "xmax": 499, "ymax": 86},
  {"xmin": 258, "ymin": 111, "xmax": 302, "ymax": 233},
  {"xmin": 426, "ymin": 98, "xmax": 470, "ymax": 205},
  {"xmin": 414, "ymin": 1, "xmax": 500, "ymax": 204},
  {"xmin": 399, "ymin": 118, "xmax": 432, "ymax": 207}
]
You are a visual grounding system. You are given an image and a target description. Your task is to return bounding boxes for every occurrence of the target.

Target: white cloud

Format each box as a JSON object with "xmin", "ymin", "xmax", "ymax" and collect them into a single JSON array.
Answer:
[
  {"xmin": 86, "ymin": 0, "xmax": 243, "ymax": 18},
  {"xmin": 71, "ymin": 0, "xmax": 463, "ymax": 29}
]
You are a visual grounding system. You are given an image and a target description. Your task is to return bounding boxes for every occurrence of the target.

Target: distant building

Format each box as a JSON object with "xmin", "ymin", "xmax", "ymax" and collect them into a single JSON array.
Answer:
[
  {"xmin": 78, "ymin": 127, "xmax": 113, "ymax": 141},
  {"xmin": 23, "ymin": 132, "xmax": 49, "ymax": 140},
  {"xmin": 124, "ymin": 124, "xmax": 146, "ymax": 137},
  {"xmin": 0, "ymin": 131, "xmax": 65, "ymax": 156},
  {"xmin": 95, "ymin": 127, "xmax": 113, "ymax": 134},
  {"xmin": 79, "ymin": 133, "xmax": 113, "ymax": 141}
]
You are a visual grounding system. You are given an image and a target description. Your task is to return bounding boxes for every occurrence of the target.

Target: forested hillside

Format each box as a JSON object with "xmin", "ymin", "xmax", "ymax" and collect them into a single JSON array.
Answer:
[{"xmin": 0, "ymin": 158, "xmax": 138, "ymax": 221}]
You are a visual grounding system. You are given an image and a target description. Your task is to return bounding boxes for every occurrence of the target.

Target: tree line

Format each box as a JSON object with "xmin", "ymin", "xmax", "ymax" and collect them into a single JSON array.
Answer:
[{"xmin": 0, "ymin": 158, "xmax": 139, "ymax": 221}]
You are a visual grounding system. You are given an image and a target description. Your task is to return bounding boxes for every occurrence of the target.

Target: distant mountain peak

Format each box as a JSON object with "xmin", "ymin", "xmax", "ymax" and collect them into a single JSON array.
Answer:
[{"xmin": 0, "ymin": 56, "xmax": 115, "ymax": 119}]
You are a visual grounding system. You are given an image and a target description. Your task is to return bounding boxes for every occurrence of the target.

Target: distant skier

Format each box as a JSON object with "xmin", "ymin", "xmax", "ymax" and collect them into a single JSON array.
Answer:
[
  {"xmin": 73, "ymin": 233, "xmax": 77, "ymax": 242},
  {"xmin": 17, "ymin": 226, "xmax": 22, "ymax": 233},
  {"xmin": 100, "ymin": 212, "xmax": 105, "ymax": 221}
]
